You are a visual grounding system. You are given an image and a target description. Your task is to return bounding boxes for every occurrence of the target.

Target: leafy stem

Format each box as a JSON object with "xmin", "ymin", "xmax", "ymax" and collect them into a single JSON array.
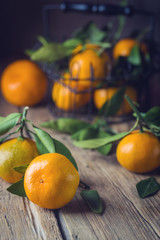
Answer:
[{"xmin": 20, "ymin": 107, "xmax": 29, "ymax": 138}]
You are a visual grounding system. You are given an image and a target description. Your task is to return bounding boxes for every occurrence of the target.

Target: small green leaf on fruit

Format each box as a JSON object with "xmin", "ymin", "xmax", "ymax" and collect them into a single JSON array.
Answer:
[
  {"xmin": 136, "ymin": 177, "xmax": 160, "ymax": 199},
  {"xmin": 7, "ymin": 179, "xmax": 27, "ymax": 197},
  {"xmin": 80, "ymin": 190, "xmax": 103, "ymax": 214},
  {"xmin": 14, "ymin": 164, "xmax": 29, "ymax": 174}
]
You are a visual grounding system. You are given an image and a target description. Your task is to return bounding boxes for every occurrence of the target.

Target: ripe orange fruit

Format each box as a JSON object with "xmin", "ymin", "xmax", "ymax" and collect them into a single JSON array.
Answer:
[
  {"xmin": 93, "ymin": 86, "xmax": 137, "ymax": 115},
  {"xmin": 113, "ymin": 38, "xmax": 147, "ymax": 59},
  {"xmin": 0, "ymin": 137, "xmax": 39, "ymax": 183},
  {"xmin": 24, "ymin": 153, "xmax": 80, "ymax": 209},
  {"xmin": 116, "ymin": 130, "xmax": 160, "ymax": 173},
  {"xmin": 69, "ymin": 44, "xmax": 111, "ymax": 87},
  {"xmin": 1, "ymin": 59, "xmax": 47, "ymax": 106},
  {"xmin": 52, "ymin": 72, "xmax": 91, "ymax": 111}
]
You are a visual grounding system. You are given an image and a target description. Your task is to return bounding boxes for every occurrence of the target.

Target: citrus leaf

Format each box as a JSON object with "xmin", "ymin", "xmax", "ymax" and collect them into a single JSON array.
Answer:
[
  {"xmin": 52, "ymin": 138, "xmax": 78, "ymax": 171},
  {"xmin": 63, "ymin": 38, "xmax": 82, "ymax": 48},
  {"xmin": 80, "ymin": 190, "xmax": 103, "ymax": 214},
  {"xmin": 72, "ymin": 21, "xmax": 107, "ymax": 43},
  {"xmin": 33, "ymin": 133, "xmax": 49, "ymax": 154},
  {"xmin": 41, "ymin": 118, "xmax": 90, "ymax": 134},
  {"xmin": 7, "ymin": 178, "xmax": 27, "ymax": 197},
  {"xmin": 73, "ymin": 131, "xmax": 130, "ymax": 149},
  {"xmin": 71, "ymin": 126, "xmax": 112, "ymax": 155},
  {"xmin": 128, "ymin": 45, "xmax": 141, "ymax": 65},
  {"xmin": 0, "ymin": 113, "xmax": 22, "ymax": 136},
  {"xmin": 98, "ymin": 87, "xmax": 126, "ymax": 117},
  {"xmin": 144, "ymin": 107, "xmax": 160, "ymax": 126},
  {"xmin": 0, "ymin": 117, "xmax": 5, "ymax": 122},
  {"xmin": 136, "ymin": 177, "xmax": 160, "ymax": 199},
  {"xmin": 14, "ymin": 164, "xmax": 29, "ymax": 174},
  {"xmin": 33, "ymin": 127, "xmax": 55, "ymax": 154},
  {"xmin": 96, "ymin": 131, "xmax": 112, "ymax": 155},
  {"xmin": 71, "ymin": 125, "xmax": 99, "ymax": 141},
  {"xmin": 37, "ymin": 35, "xmax": 49, "ymax": 45},
  {"xmin": 27, "ymin": 42, "xmax": 70, "ymax": 63}
]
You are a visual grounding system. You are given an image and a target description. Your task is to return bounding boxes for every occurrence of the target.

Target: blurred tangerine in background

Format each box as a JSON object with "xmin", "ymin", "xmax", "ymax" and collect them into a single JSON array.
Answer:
[{"xmin": 1, "ymin": 59, "xmax": 47, "ymax": 106}]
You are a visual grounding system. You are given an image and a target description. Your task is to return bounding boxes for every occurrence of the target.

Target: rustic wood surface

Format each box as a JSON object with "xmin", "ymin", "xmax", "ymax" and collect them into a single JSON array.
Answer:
[{"xmin": 0, "ymin": 93, "xmax": 160, "ymax": 240}]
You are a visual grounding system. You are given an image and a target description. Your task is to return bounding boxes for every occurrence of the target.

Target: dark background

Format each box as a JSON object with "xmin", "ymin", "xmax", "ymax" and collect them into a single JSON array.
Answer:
[{"xmin": 0, "ymin": 0, "xmax": 160, "ymax": 106}]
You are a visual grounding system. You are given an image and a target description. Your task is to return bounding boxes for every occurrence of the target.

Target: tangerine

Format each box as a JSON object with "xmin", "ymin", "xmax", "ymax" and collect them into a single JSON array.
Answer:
[
  {"xmin": 1, "ymin": 59, "xmax": 47, "ymax": 106},
  {"xmin": 116, "ymin": 130, "xmax": 160, "ymax": 173},
  {"xmin": 69, "ymin": 44, "xmax": 111, "ymax": 87},
  {"xmin": 52, "ymin": 73, "xmax": 91, "ymax": 111},
  {"xmin": 113, "ymin": 38, "xmax": 147, "ymax": 59},
  {"xmin": 93, "ymin": 86, "xmax": 137, "ymax": 115},
  {"xmin": 24, "ymin": 153, "xmax": 80, "ymax": 209},
  {"xmin": 0, "ymin": 137, "xmax": 39, "ymax": 183}
]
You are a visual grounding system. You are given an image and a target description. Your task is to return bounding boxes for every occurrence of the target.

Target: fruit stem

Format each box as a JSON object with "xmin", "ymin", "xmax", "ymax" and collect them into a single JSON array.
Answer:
[
  {"xmin": 20, "ymin": 106, "xmax": 29, "ymax": 138},
  {"xmin": 139, "ymin": 121, "xmax": 144, "ymax": 133}
]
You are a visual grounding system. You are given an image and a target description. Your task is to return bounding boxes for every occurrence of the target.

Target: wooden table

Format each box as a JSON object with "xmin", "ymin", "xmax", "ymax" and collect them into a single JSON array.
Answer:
[{"xmin": 0, "ymin": 93, "xmax": 160, "ymax": 240}]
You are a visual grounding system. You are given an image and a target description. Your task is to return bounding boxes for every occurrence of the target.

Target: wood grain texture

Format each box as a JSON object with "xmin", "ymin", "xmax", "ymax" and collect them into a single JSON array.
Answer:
[{"xmin": 0, "ymin": 95, "xmax": 160, "ymax": 240}]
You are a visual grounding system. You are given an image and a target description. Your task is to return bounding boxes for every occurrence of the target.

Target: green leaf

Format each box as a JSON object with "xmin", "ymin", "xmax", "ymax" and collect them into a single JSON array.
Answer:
[
  {"xmin": 14, "ymin": 164, "xmax": 29, "ymax": 174},
  {"xmin": 33, "ymin": 127, "xmax": 55, "ymax": 154},
  {"xmin": 26, "ymin": 42, "xmax": 71, "ymax": 63},
  {"xmin": 71, "ymin": 125, "xmax": 99, "ymax": 141},
  {"xmin": 41, "ymin": 118, "xmax": 90, "ymax": 134},
  {"xmin": 0, "ymin": 113, "xmax": 22, "ymax": 136},
  {"xmin": 63, "ymin": 38, "xmax": 82, "ymax": 48},
  {"xmin": 7, "ymin": 178, "xmax": 27, "ymax": 197},
  {"xmin": 37, "ymin": 35, "xmax": 49, "ymax": 45},
  {"xmin": 71, "ymin": 125, "xmax": 112, "ymax": 155},
  {"xmin": 144, "ymin": 107, "xmax": 160, "ymax": 126},
  {"xmin": 98, "ymin": 87, "xmax": 126, "ymax": 117},
  {"xmin": 73, "ymin": 131, "xmax": 129, "ymax": 149},
  {"xmin": 96, "ymin": 130, "xmax": 112, "ymax": 155},
  {"xmin": 73, "ymin": 119, "xmax": 138, "ymax": 149},
  {"xmin": 52, "ymin": 138, "xmax": 78, "ymax": 171},
  {"xmin": 80, "ymin": 190, "xmax": 103, "ymax": 214},
  {"xmin": 0, "ymin": 117, "xmax": 5, "ymax": 123},
  {"xmin": 33, "ymin": 133, "xmax": 49, "ymax": 154},
  {"xmin": 128, "ymin": 45, "xmax": 141, "ymax": 65},
  {"xmin": 136, "ymin": 177, "xmax": 160, "ymax": 199},
  {"xmin": 72, "ymin": 21, "xmax": 108, "ymax": 43}
]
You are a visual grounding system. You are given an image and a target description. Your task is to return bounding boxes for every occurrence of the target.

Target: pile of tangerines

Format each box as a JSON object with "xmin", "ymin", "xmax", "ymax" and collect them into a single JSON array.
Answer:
[{"xmin": 0, "ymin": 38, "xmax": 147, "ymax": 117}]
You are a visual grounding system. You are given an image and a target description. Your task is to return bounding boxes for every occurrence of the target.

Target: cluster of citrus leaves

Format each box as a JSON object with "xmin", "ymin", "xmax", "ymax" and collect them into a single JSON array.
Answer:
[
  {"xmin": 42, "ymin": 96, "xmax": 160, "ymax": 199},
  {"xmin": 25, "ymin": 22, "xmax": 111, "ymax": 64},
  {"xmin": 0, "ymin": 107, "xmax": 103, "ymax": 214},
  {"xmin": 41, "ymin": 87, "xmax": 127, "ymax": 156}
]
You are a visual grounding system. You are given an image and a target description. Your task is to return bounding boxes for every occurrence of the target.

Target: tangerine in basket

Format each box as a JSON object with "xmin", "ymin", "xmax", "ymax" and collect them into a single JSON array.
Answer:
[
  {"xmin": 24, "ymin": 153, "xmax": 80, "ymax": 209},
  {"xmin": 69, "ymin": 44, "xmax": 111, "ymax": 87},
  {"xmin": 1, "ymin": 59, "xmax": 47, "ymax": 106},
  {"xmin": 52, "ymin": 72, "xmax": 91, "ymax": 111},
  {"xmin": 93, "ymin": 86, "xmax": 137, "ymax": 116},
  {"xmin": 113, "ymin": 38, "xmax": 147, "ymax": 60}
]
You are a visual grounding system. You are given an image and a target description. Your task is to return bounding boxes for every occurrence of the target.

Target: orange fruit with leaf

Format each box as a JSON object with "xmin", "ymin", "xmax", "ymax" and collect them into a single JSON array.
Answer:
[
  {"xmin": 1, "ymin": 59, "xmax": 47, "ymax": 106},
  {"xmin": 69, "ymin": 44, "xmax": 111, "ymax": 87},
  {"xmin": 52, "ymin": 72, "xmax": 91, "ymax": 111},
  {"xmin": 24, "ymin": 153, "xmax": 80, "ymax": 209},
  {"xmin": 113, "ymin": 38, "xmax": 147, "ymax": 60},
  {"xmin": 93, "ymin": 86, "xmax": 137, "ymax": 115},
  {"xmin": 116, "ymin": 130, "xmax": 160, "ymax": 173}
]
